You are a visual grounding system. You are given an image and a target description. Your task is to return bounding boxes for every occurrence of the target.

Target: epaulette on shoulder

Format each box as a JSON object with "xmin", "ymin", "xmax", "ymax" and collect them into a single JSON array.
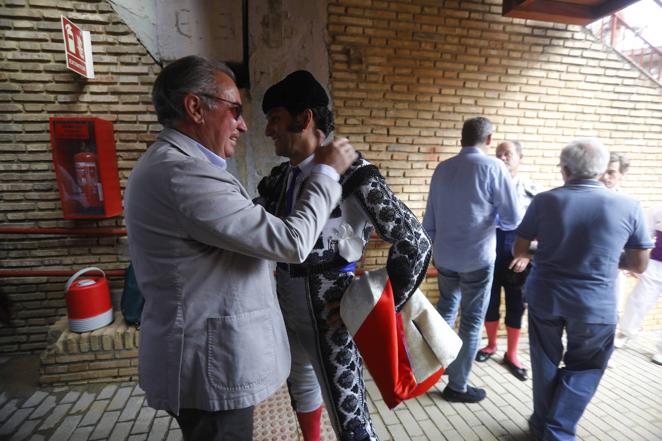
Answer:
[
  {"xmin": 270, "ymin": 161, "xmax": 290, "ymax": 177},
  {"xmin": 257, "ymin": 160, "xmax": 289, "ymax": 200},
  {"xmin": 341, "ymin": 152, "xmax": 383, "ymax": 199}
]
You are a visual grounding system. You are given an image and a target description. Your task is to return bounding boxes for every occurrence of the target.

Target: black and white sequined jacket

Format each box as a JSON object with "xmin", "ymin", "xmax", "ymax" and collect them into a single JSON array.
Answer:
[{"xmin": 256, "ymin": 153, "xmax": 432, "ymax": 309}]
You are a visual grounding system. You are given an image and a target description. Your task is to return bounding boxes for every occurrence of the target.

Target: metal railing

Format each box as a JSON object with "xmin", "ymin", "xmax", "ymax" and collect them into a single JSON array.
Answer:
[{"xmin": 588, "ymin": 12, "xmax": 662, "ymax": 84}]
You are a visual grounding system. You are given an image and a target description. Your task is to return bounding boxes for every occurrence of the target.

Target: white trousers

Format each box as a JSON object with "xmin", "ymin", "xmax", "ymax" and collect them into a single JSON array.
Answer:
[{"xmin": 619, "ymin": 259, "xmax": 662, "ymax": 352}]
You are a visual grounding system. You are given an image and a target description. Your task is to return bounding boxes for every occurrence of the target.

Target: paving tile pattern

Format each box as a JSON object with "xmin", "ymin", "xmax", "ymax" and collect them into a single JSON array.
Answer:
[{"xmin": 0, "ymin": 333, "xmax": 660, "ymax": 440}]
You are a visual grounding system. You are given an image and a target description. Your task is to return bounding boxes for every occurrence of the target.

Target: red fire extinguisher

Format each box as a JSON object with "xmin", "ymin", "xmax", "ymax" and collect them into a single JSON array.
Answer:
[
  {"xmin": 74, "ymin": 143, "xmax": 102, "ymax": 208},
  {"xmin": 65, "ymin": 267, "xmax": 114, "ymax": 333}
]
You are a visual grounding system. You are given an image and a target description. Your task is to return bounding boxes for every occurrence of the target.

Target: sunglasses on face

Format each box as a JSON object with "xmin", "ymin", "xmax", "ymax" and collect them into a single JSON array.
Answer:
[{"xmin": 200, "ymin": 94, "xmax": 243, "ymax": 121}]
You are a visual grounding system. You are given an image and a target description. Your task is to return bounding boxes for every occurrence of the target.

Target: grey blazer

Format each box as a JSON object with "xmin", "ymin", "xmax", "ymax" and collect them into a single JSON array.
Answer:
[{"xmin": 124, "ymin": 128, "xmax": 341, "ymax": 413}]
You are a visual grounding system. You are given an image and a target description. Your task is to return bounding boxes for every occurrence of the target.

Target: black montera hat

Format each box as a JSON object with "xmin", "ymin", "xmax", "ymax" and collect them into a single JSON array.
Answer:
[{"xmin": 262, "ymin": 70, "xmax": 329, "ymax": 114}]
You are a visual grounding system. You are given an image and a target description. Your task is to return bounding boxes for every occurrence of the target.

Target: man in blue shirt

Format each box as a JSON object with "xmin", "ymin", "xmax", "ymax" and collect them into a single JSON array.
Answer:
[
  {"xmin": 423, "ymin": 117, "xmax": 520, "ymax": 403},
  {"xmin": 512, "ymin": 138, "xmax": 651, "ymax": 441}
]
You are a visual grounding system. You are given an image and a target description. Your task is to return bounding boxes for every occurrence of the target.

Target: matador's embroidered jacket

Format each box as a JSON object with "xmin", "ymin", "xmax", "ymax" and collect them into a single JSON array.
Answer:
[{"xmin": 257, "ymin": 153, "xmax": 432, "ymax": 308}]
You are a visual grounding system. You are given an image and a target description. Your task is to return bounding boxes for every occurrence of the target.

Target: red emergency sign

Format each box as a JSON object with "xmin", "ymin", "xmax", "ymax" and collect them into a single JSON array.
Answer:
[{"xmin": 61, "ymin": 16, "xmax": 94, "ymax": 78}]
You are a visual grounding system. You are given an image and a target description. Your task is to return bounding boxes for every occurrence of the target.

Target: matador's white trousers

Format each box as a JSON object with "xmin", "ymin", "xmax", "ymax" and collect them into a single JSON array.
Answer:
[
  {"xmin": 275, "ymin": 268, "xmax": 378, "ymax": 441},
  {"xmin": 619, "ymin": 258, "xmax": 662, "ymax": 353}
]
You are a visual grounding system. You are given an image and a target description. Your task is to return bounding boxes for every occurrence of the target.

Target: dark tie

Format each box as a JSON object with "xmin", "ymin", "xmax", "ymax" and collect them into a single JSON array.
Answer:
[{"xmin": 285, "ymin": 166, "xmax": 301, "ymax": 215}]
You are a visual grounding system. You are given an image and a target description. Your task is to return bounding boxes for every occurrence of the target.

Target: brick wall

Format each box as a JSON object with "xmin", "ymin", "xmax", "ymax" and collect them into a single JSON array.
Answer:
[
  {"xmin": 327, "ymin": 0, "xmax": 662, "ymax": 329},
  {"xmin": 0, "ymin": 0, "xmax": 160, "ymax": 353},
  {"xmin": 2, "ymin": 0, "xmax": 662, "ymax": 356}
]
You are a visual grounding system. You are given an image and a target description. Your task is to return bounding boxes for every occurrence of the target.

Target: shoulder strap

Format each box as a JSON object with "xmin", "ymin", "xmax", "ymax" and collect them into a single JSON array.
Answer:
[{"xmin": 341, "ymin": 153, "xmax": 383, "ymax": 199}]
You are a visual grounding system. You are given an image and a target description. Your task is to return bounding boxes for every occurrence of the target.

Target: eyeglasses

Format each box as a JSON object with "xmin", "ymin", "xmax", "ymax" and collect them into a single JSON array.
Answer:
[{"xmin": 200, "ymin": 94, "xmax": 243, "ymax": 121}]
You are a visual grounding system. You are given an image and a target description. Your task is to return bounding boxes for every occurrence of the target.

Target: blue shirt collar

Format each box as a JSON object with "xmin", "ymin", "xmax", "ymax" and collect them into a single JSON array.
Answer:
[
  {"xmin": 459, "ymin": 146, "xmax": 485, "ymax": 155},
  {"xmin": 174, "ymin": 130, "xmax": 227, "ymax": 170},
  {"xmin": 195, "ymin": 143, "xmax": 227, "ymax": 170}
]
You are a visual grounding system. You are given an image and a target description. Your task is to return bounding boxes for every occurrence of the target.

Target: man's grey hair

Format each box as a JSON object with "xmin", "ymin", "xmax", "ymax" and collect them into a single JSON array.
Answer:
[
  {"xmin": 152, "ymin": 55, "xmax": 236, "ymax": 127},
  {"xmin": 499, "ymin": 140, "xmax": 523, "ymax": 155},
  {"xmin": 608, "ymin": 152, "xmax": 630, "ymax": 174},
  {"xmin": 461, "ymin": 117, "xmax": 493, "ymax": 147},
  {"xmin": 560, "ymin": 138, "xmax": 610, "ymax": 179},
  {"xmin": 511, "ymin": 140, "xmax": 523, "ymax": 155}
]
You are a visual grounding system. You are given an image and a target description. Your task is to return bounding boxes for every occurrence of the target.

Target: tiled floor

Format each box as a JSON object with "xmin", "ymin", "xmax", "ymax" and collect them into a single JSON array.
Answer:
[{"xmin": 1, "ymin": 332, "xmax": 661, "ymax": 440}]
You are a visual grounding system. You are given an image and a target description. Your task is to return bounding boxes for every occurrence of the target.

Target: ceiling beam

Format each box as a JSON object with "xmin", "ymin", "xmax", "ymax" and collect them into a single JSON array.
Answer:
[
  {"xmin": 503, "ymin": 0, "xmax": 639, "ymax": 26},
  {"xmin": 596, "ymin": 0, "xmax": 641, "ymax": 17}
]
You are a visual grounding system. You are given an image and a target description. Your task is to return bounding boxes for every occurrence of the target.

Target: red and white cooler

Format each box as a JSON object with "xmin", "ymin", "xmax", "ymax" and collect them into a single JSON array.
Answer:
[{"xmin": 65, "ymin": 267, "xmax": 113, "ymax": 332}]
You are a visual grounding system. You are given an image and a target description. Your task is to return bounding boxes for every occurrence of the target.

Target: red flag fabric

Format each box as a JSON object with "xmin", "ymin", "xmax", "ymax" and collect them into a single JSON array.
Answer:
[
  {"xmin": 351, "ymin": 278, "xmax": 443, "ymax": 408},
  {"xmin": 341, "ymin": 268, "xmax": 462, "ymax": 409}
]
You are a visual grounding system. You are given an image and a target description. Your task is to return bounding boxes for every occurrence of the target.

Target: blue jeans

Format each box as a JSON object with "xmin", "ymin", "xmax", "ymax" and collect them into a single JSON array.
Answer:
[
  {"xmin": 436, "ymin": 265, "xmax": 494, "ymax": 392},
  {"xmin": 528, "ymin": 310, "xmax": 615, "ymax": 441}
]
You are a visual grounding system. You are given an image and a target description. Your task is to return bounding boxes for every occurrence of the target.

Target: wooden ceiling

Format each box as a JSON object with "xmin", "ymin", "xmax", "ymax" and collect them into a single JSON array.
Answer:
[{"xmin": 502, "ymin": 0, "xmax": 640, "ymax": 25}]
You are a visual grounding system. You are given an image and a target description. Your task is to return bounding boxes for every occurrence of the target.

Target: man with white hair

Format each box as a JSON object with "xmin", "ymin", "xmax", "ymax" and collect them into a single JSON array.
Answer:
[
  {"xmin": 476, "ymin": 140, "xmax": 539, "ymax": 382},
  {"xmin": 125, "ymin": 56, "xmax": 357, "ymax": 440},
  {"xmin": 511, "ymin": 139, "xmax": 652, "ymax": 441}
]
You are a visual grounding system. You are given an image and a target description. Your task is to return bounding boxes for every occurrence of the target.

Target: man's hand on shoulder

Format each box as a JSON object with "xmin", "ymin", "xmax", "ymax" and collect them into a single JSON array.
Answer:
[{"xmin": 314, "ymin": 137, "xmax": 358, "ymax": 175}]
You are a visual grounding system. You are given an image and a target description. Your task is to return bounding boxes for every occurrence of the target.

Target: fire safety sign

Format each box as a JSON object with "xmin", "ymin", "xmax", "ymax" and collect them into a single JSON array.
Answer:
[{"xmin": 61, "ymin": 16, "xmax": 95, "ymax": 79}]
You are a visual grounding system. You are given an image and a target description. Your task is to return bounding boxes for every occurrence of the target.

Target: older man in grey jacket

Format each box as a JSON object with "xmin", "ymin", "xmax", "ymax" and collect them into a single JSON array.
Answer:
[{"xmin": 124, "ymin": 56, "xmax": 357, "ymax": 441}]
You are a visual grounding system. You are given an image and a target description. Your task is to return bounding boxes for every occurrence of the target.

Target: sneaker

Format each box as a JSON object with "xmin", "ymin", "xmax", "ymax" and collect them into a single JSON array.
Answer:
[
  {"xmin": 441, "ymin": 385, "xmax": 486, "ymax": 403},
  {"xmin": 652, "ymin": 352, "xmax": 662, "ymax": 366},
  {"xmin": 614, "ymin": 332, "xmax": 630, "ymax": 349}
]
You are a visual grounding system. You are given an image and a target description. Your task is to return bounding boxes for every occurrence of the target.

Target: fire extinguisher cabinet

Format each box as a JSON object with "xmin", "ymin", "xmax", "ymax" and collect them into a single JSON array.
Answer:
[{"xmin": 49, "ymin": 117, "xmax": 122, "ymax": 219}]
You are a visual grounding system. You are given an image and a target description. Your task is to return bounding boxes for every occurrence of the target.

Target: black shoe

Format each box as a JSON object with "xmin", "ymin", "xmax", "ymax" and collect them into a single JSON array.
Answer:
[
  {"xmin": 528, "ymin": 415, "xmax": 542, "ymax": 440},
  {"xmin": 475, "ymin": 349, "xmax": 495, "ymax": 362},
  {"xmin": 503, "ymin": 353, "xmax": 528, "ymax": 381},
  {"xmin": 441, "ymin": 385, "xmax": 486, "ymax": 403}
]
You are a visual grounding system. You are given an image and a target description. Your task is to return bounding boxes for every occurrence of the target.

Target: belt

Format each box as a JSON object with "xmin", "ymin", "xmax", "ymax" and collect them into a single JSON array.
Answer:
[{"xmin": 276, "ymin": 256, "xmax": 356, "ymax": 277}]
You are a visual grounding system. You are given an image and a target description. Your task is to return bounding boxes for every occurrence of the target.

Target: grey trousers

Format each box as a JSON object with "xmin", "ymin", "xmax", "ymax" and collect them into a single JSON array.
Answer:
[{"xmin": 172, "ymin": 406, "xmax": 254, "ymax": 441}]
